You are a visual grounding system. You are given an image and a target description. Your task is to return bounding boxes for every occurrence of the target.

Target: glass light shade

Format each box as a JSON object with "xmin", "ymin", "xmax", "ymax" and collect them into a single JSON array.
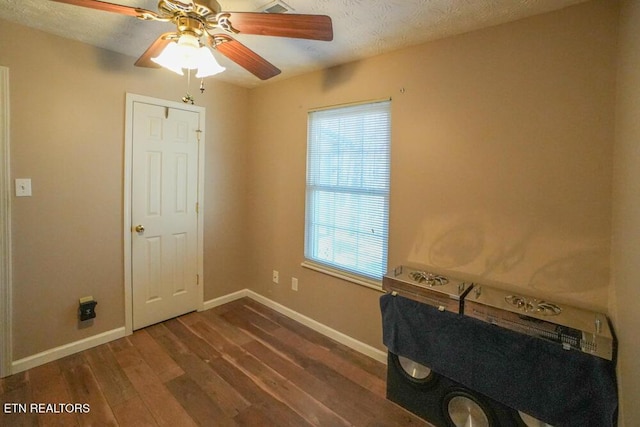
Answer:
[
  {"xmin": 195, "ymin": 46, "xmax": 225, "ymax": 78},
  {"xmin": 151, "ymin": 34, "xmax": 225, "ymax": 78},
  {"xmin": 151, "ymin": 42, "xmax": 185, "ymax": 75}
]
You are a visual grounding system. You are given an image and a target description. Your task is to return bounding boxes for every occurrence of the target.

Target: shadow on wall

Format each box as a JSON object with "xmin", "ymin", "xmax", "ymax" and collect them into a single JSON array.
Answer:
[
  {"xmin": 529, "ymin": 248, "xmax": 609, "ymax": 294},
  {"xmin": 406, "ymin": 213, "xmax": 609, "ymax": 310},
  {"xmin": 321, "ymin": 62, "xmax": 360, "ymax": 91}
]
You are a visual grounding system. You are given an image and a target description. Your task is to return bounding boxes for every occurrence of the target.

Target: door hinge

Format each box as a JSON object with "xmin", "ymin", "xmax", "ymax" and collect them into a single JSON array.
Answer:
[
  {"xmin": 196, "ymin": 202, "xmax": 199, "ymax": 214},
  {"xmin": 196, "ymin": 274, "xmax": 200, "ymax": 285},
  {"xmin": 195, "ymin": 129, "xmax": 202, "ymax": 143}
]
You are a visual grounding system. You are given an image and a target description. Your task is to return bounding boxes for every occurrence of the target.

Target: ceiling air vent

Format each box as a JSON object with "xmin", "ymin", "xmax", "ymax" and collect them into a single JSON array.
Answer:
[{"xmin": 257, "ymin": 0, "xmax": 293, "ymax": 13}]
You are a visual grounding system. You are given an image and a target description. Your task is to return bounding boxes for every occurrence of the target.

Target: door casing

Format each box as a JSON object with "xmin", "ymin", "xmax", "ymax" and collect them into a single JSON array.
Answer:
[
  {"xmin": 124, "ymin": 93, "xmax": 205, "ymax": 334},
  {"xmin": 0, "ymin": 66, "xmax": 12, "ymax": 377}
]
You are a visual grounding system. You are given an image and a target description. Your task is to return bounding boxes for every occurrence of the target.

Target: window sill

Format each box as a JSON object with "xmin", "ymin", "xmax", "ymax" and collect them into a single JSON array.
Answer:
[{"xmin": 301, "ymin": 261, "xmax": 384, "ymax": 293}]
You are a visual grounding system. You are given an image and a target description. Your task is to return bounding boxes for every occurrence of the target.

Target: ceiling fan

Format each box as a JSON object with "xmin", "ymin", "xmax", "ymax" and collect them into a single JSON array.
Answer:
[{"xmin": 49, "ymin": 0, "xmax": 333, "ymax": 80}]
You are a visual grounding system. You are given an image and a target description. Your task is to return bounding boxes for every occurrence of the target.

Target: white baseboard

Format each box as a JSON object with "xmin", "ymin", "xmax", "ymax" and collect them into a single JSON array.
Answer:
[
  {"xmin": 11, "ymin": 327, "xmax": 126, "ymax": 375},
  {"xmin": 203, "ymin": 289, "xmax": 387, "ymax": 364},
  {"xmin": 10, "ymin": 289, "xmax": 385, "ymax": 376},
  {"xmin": 201, "ymin": 289, "xmax": 249, "ymax": 311}
]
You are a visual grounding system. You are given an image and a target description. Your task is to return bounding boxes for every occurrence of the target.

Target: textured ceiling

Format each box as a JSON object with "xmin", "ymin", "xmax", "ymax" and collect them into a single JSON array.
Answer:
[{"xmin": 0, "ymin": 0, "xmax": 589, "ymax": 88}]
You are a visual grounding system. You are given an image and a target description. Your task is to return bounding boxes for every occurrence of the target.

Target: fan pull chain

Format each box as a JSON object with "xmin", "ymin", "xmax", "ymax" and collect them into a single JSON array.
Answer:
[{"xmin": 182, "ymin": 69, "xmax": 195, "ymax": 105}]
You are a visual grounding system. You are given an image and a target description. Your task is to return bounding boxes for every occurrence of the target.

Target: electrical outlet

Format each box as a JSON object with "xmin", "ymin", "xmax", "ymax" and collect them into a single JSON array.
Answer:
[
  {"xmin": 272, "ymin": 270, "xmax": 279, "ymax": 284},
  {"xmin": 291, "ymin": 277, "xmax": 298, "ymax": 291},
  {"xmin": 78, "ymin": 296, "xmax": 97, "ymax": 321}
]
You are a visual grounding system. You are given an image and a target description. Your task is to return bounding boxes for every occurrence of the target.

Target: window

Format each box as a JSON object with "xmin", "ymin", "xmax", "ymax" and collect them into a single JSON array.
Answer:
[{"xmin": 304, "ymin": 100, "xmax": 391, "ymax": 283}]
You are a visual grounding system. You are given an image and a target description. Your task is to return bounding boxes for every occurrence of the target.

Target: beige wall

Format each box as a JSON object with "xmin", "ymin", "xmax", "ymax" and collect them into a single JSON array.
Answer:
[
  {"xmin": 613, "ymin": 0, "xmax": 640, "ymax": 425},
  {"xmin": 246, "ymin": 0, "xmax": 618, "ymax": 360},
  {"xmin": 0, "ymin": 19, "xmax": 250, "ymax": 360}
]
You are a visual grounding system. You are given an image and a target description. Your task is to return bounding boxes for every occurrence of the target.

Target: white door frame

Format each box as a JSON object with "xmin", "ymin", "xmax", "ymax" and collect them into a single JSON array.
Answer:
[
  {"xmin": 0, "ymin": 66, "xmax": 12, "ymax": 378},
  {"xmin": 123, "ymin": 93, "xmax": 205, "ymax": 334}
]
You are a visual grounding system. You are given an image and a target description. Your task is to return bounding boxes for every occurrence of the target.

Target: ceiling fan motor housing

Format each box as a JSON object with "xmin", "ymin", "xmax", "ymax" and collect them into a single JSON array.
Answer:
[
  {"xmin": 176, "ymin": 16, "xmax": 205, "ymax": 39},
  {"xmin": 157, "ymin": 0, "xmax": 219, "ymax": 19}
]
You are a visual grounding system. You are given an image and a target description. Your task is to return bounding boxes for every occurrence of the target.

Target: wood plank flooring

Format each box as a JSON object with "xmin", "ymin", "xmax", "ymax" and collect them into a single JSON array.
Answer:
[{"xmin": 0, "ymin": 297, "xmax": 430, "ymax": 426}]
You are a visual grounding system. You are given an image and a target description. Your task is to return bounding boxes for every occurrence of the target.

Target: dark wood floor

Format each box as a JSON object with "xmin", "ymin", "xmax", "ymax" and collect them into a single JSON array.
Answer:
[{"xmin": 0, "ymin": 297, "xmax": 430, "ymax": 426}]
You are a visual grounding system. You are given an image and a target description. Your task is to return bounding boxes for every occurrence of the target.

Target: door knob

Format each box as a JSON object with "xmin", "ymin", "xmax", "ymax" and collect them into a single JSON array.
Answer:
[{"xmin": 135, "ymin": 224, "xmax": 145, "ymax": 233}]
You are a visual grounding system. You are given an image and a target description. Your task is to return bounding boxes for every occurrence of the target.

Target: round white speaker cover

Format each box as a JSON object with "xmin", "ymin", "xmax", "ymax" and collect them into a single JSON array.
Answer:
[
  {"xmin": 446, "ymin": 395, "xmax": 490, "ymax": 427},
  {"xmin": 518, "ymin": 411, "xmax": 555, "ymax": 427},
  {"xmin": 398, "ymin": 355, "xmax": 431, "ymax": 380}
]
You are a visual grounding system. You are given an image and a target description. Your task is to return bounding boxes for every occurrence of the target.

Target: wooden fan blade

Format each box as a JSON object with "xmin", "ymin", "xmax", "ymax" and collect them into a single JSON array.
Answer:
[
  {"xmin": 211, "ymin": 35, "xmax": 281, "ymax": 80},
  {"xmin": 50, "ymin": 0, "xmax": 150, "ymax": 17},
  {"xmin": 135, "ymin": 33, "xmax": 176, "ymax": 68},
  {"xmin": 226, "ymin": 12, "xmax": 333, "ymax": 41}
]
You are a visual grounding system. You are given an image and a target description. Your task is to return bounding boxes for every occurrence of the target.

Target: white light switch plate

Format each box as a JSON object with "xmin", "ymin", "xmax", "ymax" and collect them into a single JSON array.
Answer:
[{"xmin": 15, "ymin": 178, "xmax": 32, "ymax": 197}]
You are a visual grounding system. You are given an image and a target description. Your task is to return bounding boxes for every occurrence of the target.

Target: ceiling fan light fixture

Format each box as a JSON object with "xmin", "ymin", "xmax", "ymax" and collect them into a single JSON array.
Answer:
[
  {"xmin": 195, "ymin": 47, "xmax": 226, "ymax": 78},
  {"xmin": 152, "ymin": 33, "xmax": 224, "ymax": 78},
  {"xmin": 151, "ymin": 41, "xmax": 185, "ymax": 75}
]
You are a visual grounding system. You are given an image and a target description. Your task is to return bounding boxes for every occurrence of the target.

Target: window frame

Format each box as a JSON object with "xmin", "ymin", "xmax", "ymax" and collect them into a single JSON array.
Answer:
[{"xmin": 302, "ymin": 99, "xmax": 391, "ymax": 288}]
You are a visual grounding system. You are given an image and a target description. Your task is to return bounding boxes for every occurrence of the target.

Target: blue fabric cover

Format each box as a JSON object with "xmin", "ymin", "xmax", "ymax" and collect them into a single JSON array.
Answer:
[{"xmin": 381, "ymin": 293, "xmax": 618, "ymax": 427}]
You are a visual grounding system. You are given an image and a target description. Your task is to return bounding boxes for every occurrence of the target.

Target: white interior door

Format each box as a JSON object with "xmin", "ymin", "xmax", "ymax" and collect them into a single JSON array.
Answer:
[{"xmin": 131, "ymin": 101, "xmax": 201, "ymax": 330}]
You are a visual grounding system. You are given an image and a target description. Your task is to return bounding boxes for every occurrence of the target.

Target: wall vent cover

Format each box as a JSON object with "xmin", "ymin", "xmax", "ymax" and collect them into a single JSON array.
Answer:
[{"xmin": 257, "ymin": 0, "xmax": 293, "ymax": 13}]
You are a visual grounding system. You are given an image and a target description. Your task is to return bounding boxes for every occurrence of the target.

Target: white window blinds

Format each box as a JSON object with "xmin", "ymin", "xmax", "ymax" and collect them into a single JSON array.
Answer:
[{"xmin": 305, "ymin": 100, "xmax": 391, "ymax": 281}]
